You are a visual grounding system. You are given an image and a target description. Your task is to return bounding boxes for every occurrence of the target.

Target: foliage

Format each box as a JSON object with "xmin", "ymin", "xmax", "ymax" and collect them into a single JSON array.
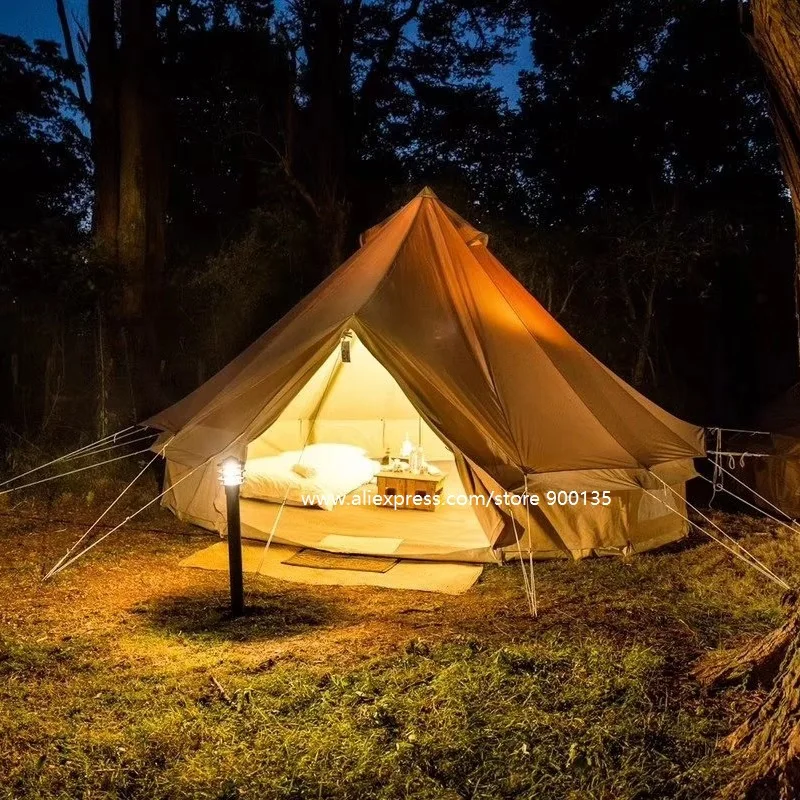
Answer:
[
  {"xmin": 182, "ymin": 199, "xmax": 315, "ymax": 372},
  {"xmin": 0, "ymin": 34, "xmax": 91, "ymax": 304},
  {"xmin": 0, "ymin": 35, "xmax": 99, "ymax": 449}
]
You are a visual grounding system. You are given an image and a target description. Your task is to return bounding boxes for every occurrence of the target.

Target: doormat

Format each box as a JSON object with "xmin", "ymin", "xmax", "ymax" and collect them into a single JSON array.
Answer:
[{"xmin": 283, "ymin": 548, "xmax": 399, "ymax": 573}]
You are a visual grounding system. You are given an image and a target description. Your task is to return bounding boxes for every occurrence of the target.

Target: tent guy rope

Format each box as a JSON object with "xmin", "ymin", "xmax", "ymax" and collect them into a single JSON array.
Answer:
[
  {"xmin": 713, "ymin": 460, "xmax": 800, "ymax": 527},
  {"xmin": 44, "ymin": 439, "xmax": 173, "ymax": 580},
  {"xmin": 58, "ymin": 431, "xmax": 159, "ymax": 461},
  {"xmin": 0, "ymin": 425, "xmax": 142, "ymax": 490},
  {"xmin": 0, "ymin": 446, "xmax": 155, "ymax": 497},
  {"xmin": 523, "ymin": 474, "xmax": 538, "ymax": 617},
  {"xmin": 645, "ymin": 473, "xmax": 790, "ymax": 591},
  {"xmin": 698, "ymin": 474, "xmax": 800, "ymax": 534},
  {"xmin": 45, "ymin": 454, "xmax": 203, "ymax": 579},
  {"xmin": 641, "ymin": 485, "xmax": 789, "ymax": 590}
]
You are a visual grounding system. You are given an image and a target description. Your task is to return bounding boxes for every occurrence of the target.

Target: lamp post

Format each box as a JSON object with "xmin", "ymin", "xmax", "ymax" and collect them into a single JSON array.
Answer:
[{"xmin": 220, "ymin": 457, "xmax": 245, "ymax": 616}]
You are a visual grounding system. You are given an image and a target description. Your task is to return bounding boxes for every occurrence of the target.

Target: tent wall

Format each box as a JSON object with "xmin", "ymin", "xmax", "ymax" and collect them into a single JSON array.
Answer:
[
  {"xmin": 161, "ymin": 459, "xmax": 226, "ymax": 532},
  {"xmin": 500, "ymin": 483, "xmax": 689, "ymax": 561},
  {"xmin": 753, "ymin": 437, "xmax": 800, "ymax": 517}
]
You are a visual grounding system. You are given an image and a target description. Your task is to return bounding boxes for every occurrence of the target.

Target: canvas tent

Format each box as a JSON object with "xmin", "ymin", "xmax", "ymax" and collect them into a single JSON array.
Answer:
[
  {"xmin": 145, "ymin": 188, "xmax": 705, "ymax": 563},
  {"xmin": 740, "ymin": 384, "xmax": 800, "ymax": 518}
]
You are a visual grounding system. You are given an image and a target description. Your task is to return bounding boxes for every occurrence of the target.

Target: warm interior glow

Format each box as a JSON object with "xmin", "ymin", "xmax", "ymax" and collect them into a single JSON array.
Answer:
[{"xmin": 246, "ymin": 331, "xmax": 452, "ymax": 460}]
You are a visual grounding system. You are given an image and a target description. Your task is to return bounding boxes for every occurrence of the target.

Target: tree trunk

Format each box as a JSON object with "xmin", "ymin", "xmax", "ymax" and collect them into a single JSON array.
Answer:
[
  {"xmin": 748, "ymin": 1, "xmax": 800, "ymax": 370},
  {"xmin": 696, "ymin": 593, "xmax": 800, "ymax": 799},
  {"xmin": 303, "ymin": 0, "xmax": 352, "ymax": 272},
  {"xmin": 749, "ymin": 0, "xmax": 800, "ymax": 230},
  {"xmin": 55, "ymin": 0, "xmax": 89, "ymax": 115},
  {"xmin": 694, "ymin": 607, "xmax": 800, "ymax": 689},
  {"xmin": 87, "ymin": 0, "xmax": 166, "ymax": 420},
  {"xmin": 118, "ymin": 0, "xmax": 165, "ymax": 323},
  {"xmin": 632, "ymin": 270, "xmax": 658, "ymax": 388},
  {"xmin": 88, "ymin": 0, "xmax": 119, "ymax": 266}
]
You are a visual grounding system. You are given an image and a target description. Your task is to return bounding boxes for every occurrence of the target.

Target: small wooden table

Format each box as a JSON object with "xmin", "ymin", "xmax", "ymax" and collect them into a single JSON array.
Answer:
[{"xmin": 376, "ymin": 470, "xmax": 448, "ymax": 512}]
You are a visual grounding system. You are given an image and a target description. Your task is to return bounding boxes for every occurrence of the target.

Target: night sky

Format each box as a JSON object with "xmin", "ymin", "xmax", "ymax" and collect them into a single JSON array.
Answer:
[
  {"xmin": 2, "ymin": 0, "xmax": 69, "ymax": 44},
  {"xmin": 1, "ymin": 0, "xmax": 531, "ymax": 104}
]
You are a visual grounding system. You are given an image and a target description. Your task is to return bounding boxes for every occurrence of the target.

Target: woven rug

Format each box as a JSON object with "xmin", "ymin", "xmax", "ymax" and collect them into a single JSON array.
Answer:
[
  {"xmin": 283, "ymin": 548, "xmax": 398, "ymax": 573},
  {"xmin": 179, "ymin": 541, "xmax": 483, "ymax": 594}
]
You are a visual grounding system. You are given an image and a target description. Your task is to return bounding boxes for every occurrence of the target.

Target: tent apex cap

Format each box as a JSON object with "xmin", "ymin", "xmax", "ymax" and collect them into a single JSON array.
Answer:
[{"xmin": 417, "ymin": 186, "xmax": 438, "ymax": 198}]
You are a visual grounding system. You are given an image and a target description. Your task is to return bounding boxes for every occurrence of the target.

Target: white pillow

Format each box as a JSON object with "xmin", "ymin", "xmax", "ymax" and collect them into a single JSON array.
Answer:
[{"xmin": 291, "ymin": 463, "xmax": 318, "ymax": 479}]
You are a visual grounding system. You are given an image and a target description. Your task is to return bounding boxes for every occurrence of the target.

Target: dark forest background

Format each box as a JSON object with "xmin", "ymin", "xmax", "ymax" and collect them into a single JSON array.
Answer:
[{"xmin": 1, "ymin": 0, "xmax": 796, "ymax": 455}]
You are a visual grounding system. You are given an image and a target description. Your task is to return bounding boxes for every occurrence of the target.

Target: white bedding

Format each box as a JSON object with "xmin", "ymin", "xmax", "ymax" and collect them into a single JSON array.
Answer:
[{"xmin": 242, "ymin": 444, "xmax": 380, "ymax": 510}]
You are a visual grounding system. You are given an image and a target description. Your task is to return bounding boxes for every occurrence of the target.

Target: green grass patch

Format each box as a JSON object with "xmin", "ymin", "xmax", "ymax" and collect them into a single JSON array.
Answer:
[{"xmin": 0, "ymin": 630, "xmax": 735, "ymax": 799}]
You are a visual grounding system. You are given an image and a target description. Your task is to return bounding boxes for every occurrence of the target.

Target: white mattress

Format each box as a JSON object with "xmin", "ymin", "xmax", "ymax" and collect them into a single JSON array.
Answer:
[{"xmin": 241, "ymin": 444, "xmax": 380, "ymax": 511}]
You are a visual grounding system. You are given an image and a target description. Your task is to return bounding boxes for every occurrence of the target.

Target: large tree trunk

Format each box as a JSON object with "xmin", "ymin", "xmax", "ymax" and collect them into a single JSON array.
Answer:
[
  {"xmin": 117, "ymin": 0, "xmax": 166, "ymax": 417},
  {"xmin": 118, "ymin": 0, "xmax": 165, "ymax": 322},
  {"xmin": 300, "ymin": 0, "xmax": 353, "ymax": 272},
  {"xmin": 749, "ymin": 0, "xmax": 800, "ymax": 229},
  {"xmin": 88, "ymin": 0, "xmax": 166, "ymax": 421},
  {"xmin": 748, "ymin": 1, "xmax": 800, "ymax": 362},
  {"xmin": 88, "ymin": 0, "xmax": 120, "ymax": 266},
  {"xmin": 695, "ymin": 595, "xmax": 800, "ymax": 799}
]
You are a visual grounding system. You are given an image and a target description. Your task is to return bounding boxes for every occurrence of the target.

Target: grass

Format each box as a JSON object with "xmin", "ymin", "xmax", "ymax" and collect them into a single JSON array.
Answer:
[{"xmin": 0, "ymin": 480, "xmax": 797, "ymax": 799}]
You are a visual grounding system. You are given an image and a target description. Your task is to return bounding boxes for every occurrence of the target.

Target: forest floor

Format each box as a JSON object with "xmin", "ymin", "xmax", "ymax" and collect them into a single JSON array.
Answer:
[{"xmin": 0, "ymin": 474, "xmax": 798, "ymax": 799}]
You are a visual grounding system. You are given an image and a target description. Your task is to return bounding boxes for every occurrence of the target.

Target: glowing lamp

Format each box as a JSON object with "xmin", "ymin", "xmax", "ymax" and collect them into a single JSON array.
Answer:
[{"xmin": 220, "ymin": 457, "xmax": 244, "ymax": 487}]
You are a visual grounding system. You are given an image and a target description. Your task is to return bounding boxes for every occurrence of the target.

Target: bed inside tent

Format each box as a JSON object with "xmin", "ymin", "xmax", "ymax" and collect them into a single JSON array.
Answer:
[{"xmin": 238, "ymin": 330, "xmax": 494, "ymax": 562}]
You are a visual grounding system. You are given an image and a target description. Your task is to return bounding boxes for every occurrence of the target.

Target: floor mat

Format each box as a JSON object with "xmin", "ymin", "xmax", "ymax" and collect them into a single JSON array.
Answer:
[
  {"xmin": 179, "ymin": 541, "xmax": 483, "ymax": 595},
  {"xmin": 283, "ymin": 549, "xmax": 398, "ymax": 572},
  {"xmin": 317, "ymin": 534, "xmax": 403, "ymax": 555}
]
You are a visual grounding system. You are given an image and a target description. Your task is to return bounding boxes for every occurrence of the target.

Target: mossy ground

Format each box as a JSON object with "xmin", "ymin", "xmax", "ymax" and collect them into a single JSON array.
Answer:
[{"xmin": 0, "ymin": 475, "xmax": 796, "ymax": 799}]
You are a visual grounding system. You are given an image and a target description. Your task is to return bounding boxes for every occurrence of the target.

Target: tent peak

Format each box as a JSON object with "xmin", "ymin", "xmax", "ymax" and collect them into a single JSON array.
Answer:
[{"xmin": 417, "ymin": 186, "xmax": 438, "ymax": 199}]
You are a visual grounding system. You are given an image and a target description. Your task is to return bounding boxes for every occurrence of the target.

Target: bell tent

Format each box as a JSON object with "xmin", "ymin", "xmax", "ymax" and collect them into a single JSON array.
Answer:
[
  {"xmin": 730, "ymin": 383, "xmax": 800, "ymax": 518},
  {"xmin": 144, "ymin": 188, "xmax": 705, "ymax": 563}
]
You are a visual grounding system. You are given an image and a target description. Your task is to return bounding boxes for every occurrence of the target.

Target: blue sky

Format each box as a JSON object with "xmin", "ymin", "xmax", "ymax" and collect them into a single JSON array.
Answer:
[
  {"xmin": 1, "ymin": 0, "xmax": 529, "ymax": 104},
  {"xmin": 1, "ymin": 0, "xmax": 74, "ymax": 44}
]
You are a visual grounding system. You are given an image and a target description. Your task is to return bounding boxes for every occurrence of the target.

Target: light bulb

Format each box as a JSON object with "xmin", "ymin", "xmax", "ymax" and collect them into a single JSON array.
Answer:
[{"xmin": 220, "ymin": 457, "xmax": 244, "ymax": 487}]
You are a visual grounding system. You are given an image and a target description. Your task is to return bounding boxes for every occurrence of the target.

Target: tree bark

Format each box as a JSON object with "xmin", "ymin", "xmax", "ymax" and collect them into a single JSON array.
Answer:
[
  {"xmin": 87, "ymin": 0, "xmax": 119, "ymax": 266},
  {"xmin": 87, "ymin": 0, "xmax": 166, "ymax": 420},
  {"xmin": 118, "ymin": 0, "xmax": 165, "ymax": 323},
  {"xmin": 694, "ymin": 607, "xmax": 800, "ymax": 689},
  {"xmin": 696, "ymin": 593, "xmax": 800, "ymax": 799},
  {"xmin": 748, "ymin": 0, "xmax": 800, "ymax": 231},
  {"xmin": 748, "ymin": 1, "xmax": 800, "ymax": 371}
]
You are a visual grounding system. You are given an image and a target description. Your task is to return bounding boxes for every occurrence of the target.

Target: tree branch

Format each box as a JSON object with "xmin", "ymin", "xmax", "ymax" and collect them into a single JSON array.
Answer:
[
  {"xmin": 55, "ymin": 0, "xmax": 90, "ymax": 117},
  {"xmin": 359, "ymin": 0, "xmax": 423, "ymax": 107}
]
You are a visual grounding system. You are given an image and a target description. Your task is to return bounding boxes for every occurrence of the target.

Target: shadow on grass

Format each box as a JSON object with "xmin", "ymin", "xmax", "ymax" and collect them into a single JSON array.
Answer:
[{"xmin": 133, "ymin": 588, "xmax": 340, "ymax": 643}]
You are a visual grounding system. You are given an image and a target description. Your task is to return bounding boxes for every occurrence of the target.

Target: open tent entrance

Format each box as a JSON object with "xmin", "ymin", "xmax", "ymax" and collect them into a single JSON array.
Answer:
[{"xmin": 238, "ymin": 329, "xmax": 495, "ymax": 562}]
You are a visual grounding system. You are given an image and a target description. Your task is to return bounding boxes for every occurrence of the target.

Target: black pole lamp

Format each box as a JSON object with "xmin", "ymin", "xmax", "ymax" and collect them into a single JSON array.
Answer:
[{"xmin": 220, "ymin": 456, "xmax": 245, "ymax": 616}]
